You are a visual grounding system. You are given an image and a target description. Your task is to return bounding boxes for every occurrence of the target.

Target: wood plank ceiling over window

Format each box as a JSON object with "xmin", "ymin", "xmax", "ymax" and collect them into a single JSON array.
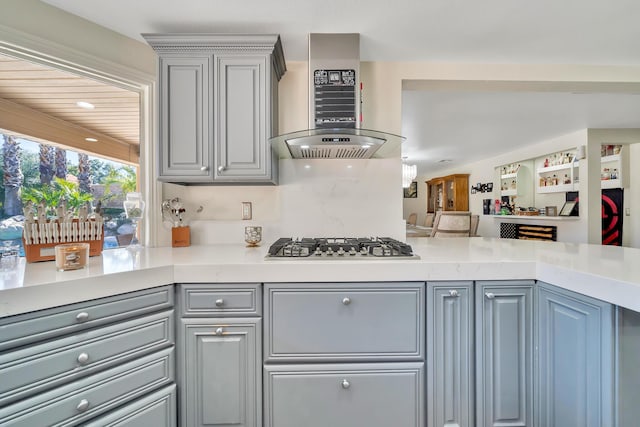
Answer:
[{"xmin": 0, "ymin": 52, "xmax": 139, "ymax": 165}]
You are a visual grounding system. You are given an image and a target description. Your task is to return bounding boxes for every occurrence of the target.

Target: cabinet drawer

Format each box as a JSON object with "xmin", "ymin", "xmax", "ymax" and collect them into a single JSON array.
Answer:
[
  {"xmin": 0, "ymin": 285, "xmax": 173, "ymax": 352},
  {"xmin": 0, "ymin": 310, "xmax": 174, "ymax": 406},
  {"xmin": 264, "ymin": 282, "xmax": 424, "ymax": 362},
  {"xmin": 0, "ymin": 347, "xmax": 173, "ymax": 426},
  {"xmin": 179, "ymin": 283, "xmax": 261, "ymax": 316},
  {"xmin": 83, "ymin": 384, "xmax": 176, "ymax": 427},
  {"xmin": 264, "ymin": 362, "xmax": 424, "ymax": 427}
]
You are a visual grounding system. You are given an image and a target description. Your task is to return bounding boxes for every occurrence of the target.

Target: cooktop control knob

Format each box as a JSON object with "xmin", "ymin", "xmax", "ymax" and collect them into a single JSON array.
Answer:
[
  {"xmin": 337, "ymin": 247, "xmax": 345, "ymax": 256},
  {"xmin": 360, "ymin": 247, "xmax": 368, "ymax": 255},
  {"xmin": 349, "ymin": 247, "xmax": 357, "ymax": 256},
  {"xmin": 326, "ymin": 247, "xmax": 334, "ymax": 256},
  {"xmin": 315, "ymin": 248, "xmax": 323, "ymax": 256}
]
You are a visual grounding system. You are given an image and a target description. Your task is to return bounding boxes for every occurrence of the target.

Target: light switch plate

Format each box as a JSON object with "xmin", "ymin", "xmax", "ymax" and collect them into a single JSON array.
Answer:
[
  {"xmin": 626, "ymin": 208, "xmax": 631, "ymax": 216},
  {"xmin": 242, "ymin": 202, "xmax": 252, "ymax": 220}
]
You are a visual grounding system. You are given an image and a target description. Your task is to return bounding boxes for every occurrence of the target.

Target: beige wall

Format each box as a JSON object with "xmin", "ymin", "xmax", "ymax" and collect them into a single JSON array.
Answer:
[{"xmin": 0, "ymin": 0, "xmax": 156, "ymax": 77}]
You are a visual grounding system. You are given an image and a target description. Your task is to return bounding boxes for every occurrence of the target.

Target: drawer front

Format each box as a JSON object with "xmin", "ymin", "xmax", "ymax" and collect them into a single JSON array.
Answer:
[
  {"xmin": 84, "ymin": 384, "xmax": 176, "ymax": 427},
  {"xmin": 0, "ymin": 310, "xmax": 174, "ymax": 406},
  {"xmin": 264, "ymin": 362, "xmax": 424, "ymax": 427},
  {"xmin": 180, "ymin": 283, "xmax": 261, "ymax": 316},
  {"xmin": 0, "ymin": 347, "xmax": 174, "ymax": 427},
  {"xmin": 264, "ymin": 282, "xmax": 424, "ymax": 362},
  {"xmin": 0, "ymin": 285, "xmax": 173, "ymax": 352}
]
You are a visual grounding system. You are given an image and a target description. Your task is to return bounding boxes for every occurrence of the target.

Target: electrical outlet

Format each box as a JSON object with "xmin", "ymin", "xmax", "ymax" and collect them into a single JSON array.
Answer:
[
  {"xmin": 626, "ymin": 208, "xmax": 631, "ymax": 216},
  {"xmin": 242, "ymin": 202, "xmax": 252, "ymax": 220}
]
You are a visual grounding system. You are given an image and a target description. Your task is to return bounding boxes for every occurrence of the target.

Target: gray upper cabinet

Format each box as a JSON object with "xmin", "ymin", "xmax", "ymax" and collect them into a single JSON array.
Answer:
[
  {"xmin": 476, "ymin": 280, "xmax": 534, "ymax": 427},
  {"xmin": 158, "ymin": 56, "xmax": 212, "ymax": 181},
  {"xmin": 143, "ymin": 34, "xmax": 286, "ymax": 184},
  {"xmin": 426, "ymin": 282, "xmax": 474, "ymax": 427},
  {"xmin": 536, "ymin": 281, "xmax": 614, "ymax": 427}
]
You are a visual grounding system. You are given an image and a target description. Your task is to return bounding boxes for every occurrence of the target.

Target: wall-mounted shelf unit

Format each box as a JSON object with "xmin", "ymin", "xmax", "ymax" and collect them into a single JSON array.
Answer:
[
  {"xmin": 536, "ymin": 155, "xmax": 579, "ymax": 194},
  {"xmin": 600, "ymin": 145, "xmax": 629, "ymax": 189}
]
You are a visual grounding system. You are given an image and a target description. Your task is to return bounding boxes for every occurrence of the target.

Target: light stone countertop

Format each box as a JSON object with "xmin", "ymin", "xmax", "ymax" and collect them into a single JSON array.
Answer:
[{"xmin": 1, "ymin": 237, "xmax": 639, "ymax": 318}]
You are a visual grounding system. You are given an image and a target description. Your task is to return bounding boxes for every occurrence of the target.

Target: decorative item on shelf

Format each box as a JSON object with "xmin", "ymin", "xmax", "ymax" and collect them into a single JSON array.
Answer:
[
  {"xmin": 401, "ymin": 157, "xmax": 417, "ymax": 188},
  {"xmin": 244, "ymin": 226, "xmax": 262, "ymax": 247},
  {"xmin": 471, "ymin": 182, "xmax": 493, "ymax": 193},
  {"xmin": 123, "ymin": 192, "xmax": 145, "ymax": 250},
  {"xmin": 21, "ymin": 200, "xmax": 104, "ymax": 263},
  {"xmin": 545, "ymin": 206, "xmax": 558, "ymax": 217},
  {"xmin": 162, "ymin": 197, "xmax": 190, "ymax": 247}
]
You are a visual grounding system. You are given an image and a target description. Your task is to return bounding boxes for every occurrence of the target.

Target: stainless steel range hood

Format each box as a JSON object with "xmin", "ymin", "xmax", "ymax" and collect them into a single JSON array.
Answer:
[{"xmin": 270, "ymin": 33, "xmax": 405, "ymax": 159}]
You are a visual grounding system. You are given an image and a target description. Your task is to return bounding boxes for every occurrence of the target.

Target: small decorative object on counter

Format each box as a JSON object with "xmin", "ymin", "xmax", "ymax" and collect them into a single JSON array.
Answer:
[
  {"xmin": 123, "ymin": 192, "xmax": 146, "ymax": 250},
  {"xmin": 162, "ymin": 197, "xmax": 190, "ymax": 247},
  {"xmin": 21, "ymin": 200, "xmax": 104, "ymax": 263},
  {"xmin": 244, "ymin": 226, "xmax": 262, "ymax": 247},
  {"xmin": 55, "ymin": 242, "xmax": 89, "ymax": 271}
]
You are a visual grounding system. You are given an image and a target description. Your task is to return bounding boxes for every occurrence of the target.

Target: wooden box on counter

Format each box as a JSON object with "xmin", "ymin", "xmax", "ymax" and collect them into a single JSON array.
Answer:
[{"xmin": 22, "ymin": 238, "xmax": 104, "ymax": 263}]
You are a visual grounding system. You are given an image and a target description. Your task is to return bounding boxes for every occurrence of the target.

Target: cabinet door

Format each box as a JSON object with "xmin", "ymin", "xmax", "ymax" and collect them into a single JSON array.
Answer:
[
  {"xmin": 264, "ymin": 362, "xmax": 424, "ymax": 427},
  {"xmin": 476, "ymin": 281, "xmax": 533, "ymax": 427},
  {"xmin": 536, "ymin": 282, "xmax": 614, "ymax": 427},
  {"xmin": 427, "ymin": 282, "xmax": 474, "ymax": 427},
  {"xmin": 158, "ymin": 56, "xmax": 212, "ymax": 181},
  {"xmin": 214, "ymin": 55, "xmax": 274, "ymax": 183},
  {"xmin": 179, "ymin": 318, "xmax": 261, "ymax": 427}
]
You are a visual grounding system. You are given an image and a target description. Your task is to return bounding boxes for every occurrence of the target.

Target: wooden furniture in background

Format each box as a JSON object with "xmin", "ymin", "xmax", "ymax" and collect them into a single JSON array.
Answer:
[{"xmin": 426, "ymin": 174, "xmax": 470, "ymax": 212}]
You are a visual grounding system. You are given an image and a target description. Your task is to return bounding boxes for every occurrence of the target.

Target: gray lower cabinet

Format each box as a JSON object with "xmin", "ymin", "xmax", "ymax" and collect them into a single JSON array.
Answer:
[
  {"xmin": 84, "ymin": 384, "xmax": 176, "ymax": 427},
  {"xmin": 426, "ymin": 281, "xmax": 474, "ymax": 427},
  {"xmin": 179, "ymin": 318, "xmax": 261, "ymax": 427},
  {"xmin": 536, "ymin": 281, "xmax": 614, "ymax": 427},
  {"xmin": 144, "ymin": 34, "xmax": 286, "ymax": 184},
  {"xmin": 476, "ymin": 280, "xmax": 534, "ymax": 427},
  {"xmin": 264, "ymin": 282, "xmax": 425, "ymax": 427},
  {"xmin": 264, "ymin": 363, "xmax": 424, "ymax": 427},
  {"xmin": 0, "ymin": 286, "xmax": 176, "ymax": 426}
]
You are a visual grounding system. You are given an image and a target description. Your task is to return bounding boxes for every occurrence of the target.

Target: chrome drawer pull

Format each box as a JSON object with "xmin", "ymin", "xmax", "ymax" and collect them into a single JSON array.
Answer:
[
  {"xmin": 76, "ymin": 399, "xmax": 90, "ymax": 412},
  {"xmin": 77, "ymin": 352, "xmax": 90, "ymax": 365},
  {"xmin": 449, "ymin": 290, "xmax": 459, "ymax": 297},
  {"xmin": 341, "ymin": 379, "xmax": 350, "ymax": 389},
  {"xmin": 485, "ymin": 292, "xmax": 495, "ymax": 299},
  {"xmin": 215, "ymin": 298, "xmax": 225, "ymax": 307},
  {"xmin": 200, "ymin": 166, "xmax": 208, "ymax": 171},
  {"xmin": 342, "ymin": 297, "xmax": 351, "ymax": 305},
  {"xmin": 214, "ymin": 327, "xmax": 223, "ymax": 335},
  {"xmin": 218, "ymin": 165, "xmax": 226, "ymax": 172},
  {"xmin": 75, "ymin": 312, "xmax": 90, "ymax": 322}
]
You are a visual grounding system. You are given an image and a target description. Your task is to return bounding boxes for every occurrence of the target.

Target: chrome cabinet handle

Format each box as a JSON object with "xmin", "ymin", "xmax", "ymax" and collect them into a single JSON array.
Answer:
[
  {"xmin": 341, "ymin": 379, "xmax": 350, "ymax": 389},
  {"xmin": 77, "ymin": 352, "xmax": 90, "ymax": 365},
  {"xmin": 449, "ymin": 290, "xmax": 459, "ymax": 297},
  {"xmin": 215, "ymin": 298, "xmax": 224, "ymax": 307},
  {"xmin": 200, "ymin": 166, "xmax": 208, "ymax": 171},
  {"xmin": 218, "ymin": 165, "xmax": 226, "ymax": 172},
  {"xmin": 214, "ymin": 327, "xmax": 223, "ymax": 335},
  {"xmin": 485, "ymin": 292, "xmax": 495, "ymax": 299},
  {"xmin": 75, "ymin": 312, "xmax": 89, "ymax": 322},
  {"xmin": 342, "ymin": 297, "xmax": 351, "ymax": 305},
  {"xmin": 76, "ymin": 399, "xmax": 90, "ymax": 412}
]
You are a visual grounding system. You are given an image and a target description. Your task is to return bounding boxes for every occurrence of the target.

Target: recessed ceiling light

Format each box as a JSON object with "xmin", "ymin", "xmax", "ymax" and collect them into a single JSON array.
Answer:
[
  {"xmin": 76, "ymin": 101, "xmax": 95, "ymax": 110},
  {"xmin": 85, "ymin": 137, "xmax": 98, "ymax": 142}
]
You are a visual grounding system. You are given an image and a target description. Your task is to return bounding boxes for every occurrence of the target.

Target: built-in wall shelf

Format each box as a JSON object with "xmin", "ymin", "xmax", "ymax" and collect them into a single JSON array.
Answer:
[
  {"xmin": 600, "ymin": 149, "xmax": 628, "ymax": 189},
  {"xmin": 536, "ymin": 150, "xmax": 579, "ymax": 194}
]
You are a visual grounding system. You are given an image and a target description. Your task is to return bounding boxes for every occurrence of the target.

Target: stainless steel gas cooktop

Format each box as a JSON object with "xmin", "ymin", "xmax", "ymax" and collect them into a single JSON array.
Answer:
[{"xmin": 265, "ymin": 237, "xmax": 419, "ymax": 260}]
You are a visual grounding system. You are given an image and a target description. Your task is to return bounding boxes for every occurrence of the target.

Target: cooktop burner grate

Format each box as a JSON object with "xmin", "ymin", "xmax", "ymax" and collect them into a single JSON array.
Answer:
[{"xmin": 265, "ymin": 237, "xmax": 419, "ymax": 260}]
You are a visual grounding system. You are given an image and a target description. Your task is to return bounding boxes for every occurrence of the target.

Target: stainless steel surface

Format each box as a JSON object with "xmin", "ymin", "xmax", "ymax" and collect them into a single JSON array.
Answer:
[
  {"xmin": 215, "ymin": 299, "xmax": 224, "ymax": 307},
  {"xmin": 77, "ymin": 352, "xmax": 90, "ymax": 365},
  {"xmin": 268, "ymin": 33, "xmax": 405, "ymax": 159},
  {"xmin": 486, "ymin": 292, "xmax": 495, "ymax": 299},
  {"xmin": 214, "ymin": 327, "xmax": 223, "ymax": 335},
  {"xmin": 342, "ymin": 297, "xmax": 351, "ymax": 305},
  {"xmin": 449, "ymin": 290, "xmax": 459, "ymax": 297},
  {"xmin": 265, "ymin": 237, "xmax": 419, "ymax": 260},
  {"xmin": 75, "ymin": 312, "xmax": 89, "ymax": 322},
  {"xmin": 341, "ymin": 379, "xmax": 351, "ymax": 389}
]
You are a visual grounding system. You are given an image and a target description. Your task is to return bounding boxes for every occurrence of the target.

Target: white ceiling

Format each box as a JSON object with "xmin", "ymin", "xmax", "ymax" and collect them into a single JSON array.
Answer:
[{"xmin": 42, "ymin": 0, "xmax": 640, "ymax": 174}]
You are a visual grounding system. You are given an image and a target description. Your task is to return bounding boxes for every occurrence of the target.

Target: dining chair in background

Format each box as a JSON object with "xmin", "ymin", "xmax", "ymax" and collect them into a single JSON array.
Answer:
[
  {"xmin": 407, "ymin": 213, "xmax": 418, "ymax": 226},
  {"xmin": 430, "ymin": 211, "xmax": 472, "ymax": 237}
]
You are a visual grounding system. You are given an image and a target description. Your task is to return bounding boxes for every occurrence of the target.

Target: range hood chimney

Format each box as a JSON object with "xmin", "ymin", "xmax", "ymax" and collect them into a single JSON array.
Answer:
[{"xmin": 271, "ymin": 33, "xmax": 404, "ymax": 159}]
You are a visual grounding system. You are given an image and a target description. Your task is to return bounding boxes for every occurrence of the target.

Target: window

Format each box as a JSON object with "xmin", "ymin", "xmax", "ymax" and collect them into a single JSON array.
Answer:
[{"xmin": 1, "ymin": 132, "xmax": 139, "ymax": 253}]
